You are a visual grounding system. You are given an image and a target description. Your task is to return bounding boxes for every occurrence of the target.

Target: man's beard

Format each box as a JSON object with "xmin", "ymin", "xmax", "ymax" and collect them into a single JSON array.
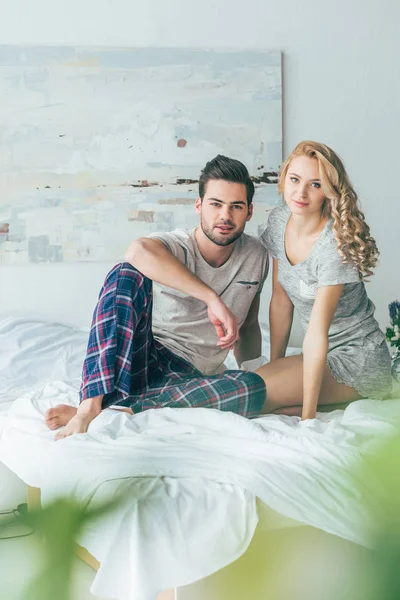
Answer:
[{"xmin": 200, "ymin": 218, "xmax": 244, "ymax": 247}]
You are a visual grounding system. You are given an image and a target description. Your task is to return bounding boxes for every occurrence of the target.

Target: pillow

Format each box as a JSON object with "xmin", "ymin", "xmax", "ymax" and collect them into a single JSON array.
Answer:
[{"xmin": 0, "ymin": 317, "xmax": 89, "ymax": 403}]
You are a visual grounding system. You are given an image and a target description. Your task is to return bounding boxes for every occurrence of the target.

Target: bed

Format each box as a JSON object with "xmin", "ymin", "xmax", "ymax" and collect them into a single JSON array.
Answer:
[{"xmin": 0, "ymin": 316, "xmax": 399, "ymax": 600}]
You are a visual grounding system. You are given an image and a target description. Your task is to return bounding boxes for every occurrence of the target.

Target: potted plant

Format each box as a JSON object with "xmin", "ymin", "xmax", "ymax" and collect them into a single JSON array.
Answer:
[{"xmin": 386, "ymin": 300, "xmax": 400, "ymax": 382}]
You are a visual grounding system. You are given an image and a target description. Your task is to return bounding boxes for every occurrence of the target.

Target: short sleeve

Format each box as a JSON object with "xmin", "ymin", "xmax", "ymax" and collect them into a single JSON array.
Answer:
[
  {"xmin": 147, "ymin": 230, "xmax": 190, "ymax": 267},
  {"xmin": 317, "ymin": 238, "xmax": 361, "ymax": 287},
  {"xmin": 260, "ymin": 210, "xmax": 279, "ymax": 258}
]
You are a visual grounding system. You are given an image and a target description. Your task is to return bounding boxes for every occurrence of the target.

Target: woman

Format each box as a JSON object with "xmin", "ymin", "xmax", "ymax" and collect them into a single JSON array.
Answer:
[{"xmin": 256, "ymin": 141, "xmax": 392, "ymax": 420}]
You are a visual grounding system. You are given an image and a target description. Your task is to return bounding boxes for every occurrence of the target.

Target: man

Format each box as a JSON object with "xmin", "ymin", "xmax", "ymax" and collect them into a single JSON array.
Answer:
[{"xmin": 46, "ymin": 155, "xmax": 269, "ymax": 439}]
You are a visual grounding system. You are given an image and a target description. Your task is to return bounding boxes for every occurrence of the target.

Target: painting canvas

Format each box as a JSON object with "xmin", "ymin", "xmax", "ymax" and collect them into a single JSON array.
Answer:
[{"xmin": 0, "ymin": 47, "xmax": 282, "ymax": 264}]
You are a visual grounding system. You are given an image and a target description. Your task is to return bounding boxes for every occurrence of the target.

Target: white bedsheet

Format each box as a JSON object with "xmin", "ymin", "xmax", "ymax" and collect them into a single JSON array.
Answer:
[
  {"xmin": 1, "ymin": 317, "xmax": 400, "ymax": 600},
  {"xmin": 1, "ymin": 384, "xmax": 400, "ymax": 600}
]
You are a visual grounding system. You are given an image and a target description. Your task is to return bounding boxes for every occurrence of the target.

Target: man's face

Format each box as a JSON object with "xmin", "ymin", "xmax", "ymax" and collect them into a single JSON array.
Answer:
[{"xmin": 195, "ymin": 179, "xmax": 253, "ymax": 247}]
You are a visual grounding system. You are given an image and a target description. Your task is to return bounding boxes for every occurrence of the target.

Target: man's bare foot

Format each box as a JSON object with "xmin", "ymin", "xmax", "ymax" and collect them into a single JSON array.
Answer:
[
  {"xmin": 52, "ymin": 397, "xmax": 133, "ymax": 441},
  {"xmin": 55, "ymin": 414, "xmax": 93, "ymax": 440},
  {"xmin": 54, "ymin": 395, "xmax": 103, "ymax": 441},
  {"xmin": 45, "ymin": 404, "xmax": 77, "ymax": 430}
]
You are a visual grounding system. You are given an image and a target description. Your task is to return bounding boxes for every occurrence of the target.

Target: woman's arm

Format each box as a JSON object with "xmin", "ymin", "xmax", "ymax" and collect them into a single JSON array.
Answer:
[
  {"xmin": 302, "ymin": 284, "xmax": 344, "ymax": 420},
  {"xmin": 269, "ymin": 259, "xmax": 294, "ymax": 361}
]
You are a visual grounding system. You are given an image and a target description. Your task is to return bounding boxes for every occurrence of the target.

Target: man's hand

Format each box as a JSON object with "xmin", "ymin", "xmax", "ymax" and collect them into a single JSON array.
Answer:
[{"xmin": 207, "ymin": 297, "xmax": 239, "ymax": 350}]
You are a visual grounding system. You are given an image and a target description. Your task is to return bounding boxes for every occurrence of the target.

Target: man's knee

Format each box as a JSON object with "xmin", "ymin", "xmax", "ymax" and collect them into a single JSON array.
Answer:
[
  {"xmin": 109, "ymin": 262, "xmax": 152, "ymax": 294},
  {"xmin": 119, "ymin": 262, "xmax": 148, "ymax": 281},
  {"xmin": 238, "ymin": 371, "xmax": 266, "ymax": 415}
]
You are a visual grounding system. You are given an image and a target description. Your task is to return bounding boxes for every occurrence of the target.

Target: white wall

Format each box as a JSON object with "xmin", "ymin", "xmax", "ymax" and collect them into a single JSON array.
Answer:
[{"xmin": 0, "ymin": 0, "xmax": 399, "ymax": 341}]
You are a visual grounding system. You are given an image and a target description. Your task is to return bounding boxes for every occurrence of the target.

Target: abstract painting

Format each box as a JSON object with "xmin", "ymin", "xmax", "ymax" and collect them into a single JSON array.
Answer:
[{"xmin": 0, "ymin": 47, "xmax": 282, "ymax": 264}]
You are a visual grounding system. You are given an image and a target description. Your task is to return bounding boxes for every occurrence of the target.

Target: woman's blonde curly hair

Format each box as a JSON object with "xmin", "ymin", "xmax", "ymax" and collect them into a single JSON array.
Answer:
[{"xmin": 278, "ymin": 141, "xmax": 379, "ymax": 280}]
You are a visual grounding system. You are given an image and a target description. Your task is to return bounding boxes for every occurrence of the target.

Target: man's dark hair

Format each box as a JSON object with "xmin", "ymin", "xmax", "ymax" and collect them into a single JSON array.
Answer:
[{"xmin": 198, "ymin": 155, "xmax": 255, "ymax": 206}]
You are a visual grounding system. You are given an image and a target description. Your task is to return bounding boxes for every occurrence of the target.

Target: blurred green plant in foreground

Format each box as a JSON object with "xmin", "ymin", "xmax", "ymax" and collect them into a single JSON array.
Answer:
[
  {"xmin": 1, "ymin": 495, "xmax": 120, "ymax": 600},
  {"xmin": 357, "ymin": 429, "xmax": 400, "ymax": 600}
]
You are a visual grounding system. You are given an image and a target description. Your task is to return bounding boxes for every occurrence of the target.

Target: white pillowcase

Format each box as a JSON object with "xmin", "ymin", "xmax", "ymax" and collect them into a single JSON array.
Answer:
[{"xmin": 0, "ymin": 317, "xmax": 89, "ymax": 404}]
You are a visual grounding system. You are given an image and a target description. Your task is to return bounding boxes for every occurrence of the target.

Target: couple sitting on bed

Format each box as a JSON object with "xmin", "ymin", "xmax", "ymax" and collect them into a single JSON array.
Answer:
[{"xmin": 46, "ymin": 141, "xmax": 392, "ymax": 440}]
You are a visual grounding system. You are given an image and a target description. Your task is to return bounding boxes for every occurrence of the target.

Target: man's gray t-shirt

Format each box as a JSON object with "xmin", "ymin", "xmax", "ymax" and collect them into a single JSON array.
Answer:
[{"xmin": 148, "ymin": 229, "xmax": 269, "ymax": 375}]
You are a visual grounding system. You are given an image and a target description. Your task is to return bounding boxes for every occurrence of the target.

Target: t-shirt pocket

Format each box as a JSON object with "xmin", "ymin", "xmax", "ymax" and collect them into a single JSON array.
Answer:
[{"xmin": 299, "ymin": 279, "xmax": 318, "ymax": 300}]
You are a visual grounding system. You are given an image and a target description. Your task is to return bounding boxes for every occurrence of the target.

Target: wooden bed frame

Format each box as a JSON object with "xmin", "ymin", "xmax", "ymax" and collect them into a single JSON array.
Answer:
[{"xmin": 27, "ymin": 486, "xmax": 175, "ymax": 600}]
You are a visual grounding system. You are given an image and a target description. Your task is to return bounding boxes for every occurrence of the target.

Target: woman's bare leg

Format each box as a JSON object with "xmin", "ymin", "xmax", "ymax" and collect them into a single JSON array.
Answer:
[
  {"xmin": 256, "ymin": 354, "xmax": 361, "ymax": 416},
  {"xmin": 271, "ymin": 402, "xmax": 352, "ymax": 417}
]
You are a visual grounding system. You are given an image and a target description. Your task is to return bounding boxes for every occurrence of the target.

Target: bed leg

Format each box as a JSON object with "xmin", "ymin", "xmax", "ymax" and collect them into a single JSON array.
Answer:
[
  {"xmin": 157, "ymin": 590, "xmax": 176, "ymax": 600},
  {"xmin": 27, "ymin": 485, "xmax": 41, "ymax": 511}
]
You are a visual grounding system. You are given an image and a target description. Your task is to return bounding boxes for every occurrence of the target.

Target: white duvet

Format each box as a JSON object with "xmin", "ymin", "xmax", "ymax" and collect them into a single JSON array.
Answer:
[{"xmin": 1, "ymin": 318, "xmax": 400, "ymax": 600}]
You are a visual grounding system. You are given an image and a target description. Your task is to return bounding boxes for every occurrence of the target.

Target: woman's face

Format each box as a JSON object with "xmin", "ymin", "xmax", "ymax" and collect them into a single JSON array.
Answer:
[{"xmin": 284, "ymin": 155, "xmax": 326, "ymax": 216}]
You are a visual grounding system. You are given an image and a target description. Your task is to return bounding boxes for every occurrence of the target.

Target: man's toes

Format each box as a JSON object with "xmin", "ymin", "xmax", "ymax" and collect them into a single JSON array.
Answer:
[
  {"xmin": 45, "ymin": 408, "xmax": 57, "ymax": 420},
  {"xmin": 45, "ymin": 414, "xmax": 60, "ymax": 428}
]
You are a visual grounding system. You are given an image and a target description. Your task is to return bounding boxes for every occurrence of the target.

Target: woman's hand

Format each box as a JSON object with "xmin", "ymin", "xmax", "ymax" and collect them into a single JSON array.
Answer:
[{"xmin": 301, "ymin": 409, "xmax": 317, "ymax": 421}]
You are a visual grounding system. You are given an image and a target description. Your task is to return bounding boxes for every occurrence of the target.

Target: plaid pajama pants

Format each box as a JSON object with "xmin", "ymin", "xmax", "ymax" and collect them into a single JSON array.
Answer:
[{"xmin": 79, "ymin": 263, "xmax": 266, "ymax": 418}]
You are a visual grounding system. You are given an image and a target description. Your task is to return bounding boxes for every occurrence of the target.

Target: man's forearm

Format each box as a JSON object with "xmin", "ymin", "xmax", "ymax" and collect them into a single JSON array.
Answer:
[
  {"xmin": 269, "ymin": 297, "xmax": 294, "ymax": 361},
  {"xmin": 126, "ymin": 238, "xmax": 240, "ymax": 349},
  {"xmin": 125, "ymin": 238, "xmax": 216, "ymax": 304},
  {"xmin": 234, "ymin": 324, "xmax": 262, "ymax": 367}
]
